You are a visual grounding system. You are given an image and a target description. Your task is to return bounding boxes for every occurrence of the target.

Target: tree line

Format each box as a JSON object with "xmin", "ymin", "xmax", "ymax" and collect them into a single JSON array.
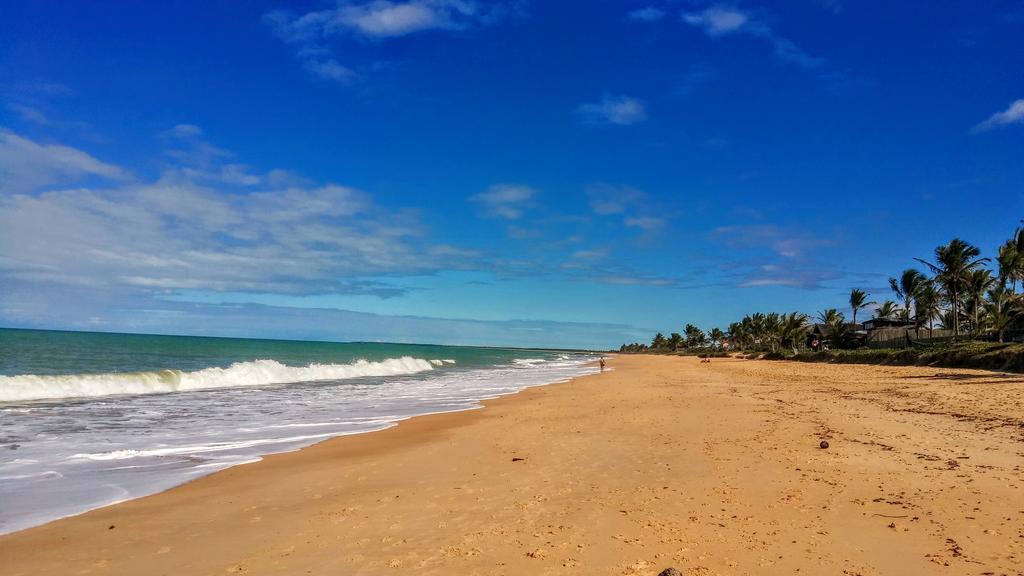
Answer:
[{"xmin": 619, "ymin": 226, "xmax": 1024, "ymax": 354}]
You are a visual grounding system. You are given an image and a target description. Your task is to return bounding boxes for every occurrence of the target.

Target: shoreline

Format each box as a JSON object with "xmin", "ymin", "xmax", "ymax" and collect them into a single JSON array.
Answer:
[
  {"xmin": 3, "ymin": 355, "xmax": 1022, "ymax": 575},
  {"xmin": 0, "ymin": 360, "xmax": 599, "ymax": 535}
]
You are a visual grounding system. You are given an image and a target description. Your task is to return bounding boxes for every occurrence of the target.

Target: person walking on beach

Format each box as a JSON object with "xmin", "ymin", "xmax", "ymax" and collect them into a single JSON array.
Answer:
[{"xmin": 599, "ymin": 357, "xmax": 606, "ymax": 372}]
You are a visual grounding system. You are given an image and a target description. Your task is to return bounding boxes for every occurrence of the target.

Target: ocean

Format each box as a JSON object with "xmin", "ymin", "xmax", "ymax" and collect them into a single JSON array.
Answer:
[{"xmin": 0, "ymin": 328, "xmax": 598, "ymax": 534}]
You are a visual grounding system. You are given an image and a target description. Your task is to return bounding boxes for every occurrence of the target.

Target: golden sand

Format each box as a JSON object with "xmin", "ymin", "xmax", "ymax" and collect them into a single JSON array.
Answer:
[{"xmin": 2, "ymin": 355, "xmax": 1022, "ymax": 575}]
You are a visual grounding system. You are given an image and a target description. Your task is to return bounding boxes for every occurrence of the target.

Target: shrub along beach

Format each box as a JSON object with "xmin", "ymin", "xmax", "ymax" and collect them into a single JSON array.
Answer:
[{"xmin": 620, "ymin": 227, "xmax": 1024, "ymax": 372}]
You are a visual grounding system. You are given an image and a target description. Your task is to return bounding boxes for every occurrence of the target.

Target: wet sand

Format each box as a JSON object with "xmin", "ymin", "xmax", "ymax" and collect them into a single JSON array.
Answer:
[{"xmin": 2, "ymin": 355, "xmax": 1022, "ymax": 575}]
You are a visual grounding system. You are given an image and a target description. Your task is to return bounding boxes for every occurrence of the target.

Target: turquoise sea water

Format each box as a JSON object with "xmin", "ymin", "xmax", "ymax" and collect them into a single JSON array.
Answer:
[
  {"xmin": 0, "ymin": 328, "xmax": 597, "ymax": 533},
  {"xmin": 0, "ymin": 328, "xmax": 548, "ymax": 377}
]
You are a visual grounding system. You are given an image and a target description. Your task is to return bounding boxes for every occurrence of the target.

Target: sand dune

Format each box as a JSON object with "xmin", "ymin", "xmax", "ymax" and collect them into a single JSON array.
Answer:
[{"xmin": 3, "ymin": 355, "xmax": 1022, "ymax": 575}]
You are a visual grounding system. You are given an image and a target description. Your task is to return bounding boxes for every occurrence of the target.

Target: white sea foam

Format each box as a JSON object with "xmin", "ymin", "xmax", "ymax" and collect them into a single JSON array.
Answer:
[
  {"xmin": 0, "ymin": 357, "xmax": 440, "ymax": 402},
  {"xmin": 70, "ymin": 432, "xmax": 341, "ymax": 461},
  {"xmin": 0, "ymin": 352, "xmax": 595, "ymax": 534}
]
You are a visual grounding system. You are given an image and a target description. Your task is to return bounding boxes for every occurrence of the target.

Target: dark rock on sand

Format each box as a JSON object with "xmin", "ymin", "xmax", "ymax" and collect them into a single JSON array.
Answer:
[
  {"xmin": 658, "ymin": 568, "xmax": 682, "ymax": 576},
  {"xmin": 820, "ymin": 440, "xmax": 829, "ymax": 449}
]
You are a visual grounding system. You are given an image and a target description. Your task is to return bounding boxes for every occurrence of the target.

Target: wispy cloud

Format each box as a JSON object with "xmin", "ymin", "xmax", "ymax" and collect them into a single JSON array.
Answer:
[
  {"xmin": 629, "ymin": 7, "xmax": 665, "ymax": 22},
  {"xmin": 264, "ymin": 0, "xmax": 518, "ymax": 82},
  {"xmin": 682, "ymin": 5, "xmax": 751, "ymax": 36},
  {"xmin": 594, "ymin": 275, "xmax": 677, "ymax": 287},
  {"xmin": 571, "ymin": 248, "xmax": 608, "ymax": 261},
  {"xmin": 163, "ymin": 123, "xmax": 204, "ymax": 139},
  {"xmin": 0, "ymin": 129, "xmax": 476, "ymax": 302},
  {"xmin": 585, "ymin": 183, "xmax": 667, "ymax": 233},
  {"xmin": 0, "ymin": 130, "xmax": 129, "ymax": 194},
  {"xmin": 681, "ymin": 4, "xmax": 825, "ymax": 69},
  {"xmin": 586, "ymin": 183, "xmax": 645, "ymax": 215},
  {"xmin": 710, "ymin": 224, "xmax": 841, "ymax": 289},
  {"xmin": 736, "ymin": 266, "xmax": 843, "ymax": 289},
  {"xmin": 469, "ymin": 184, "xmax": 536, "ymax": 220},
  {"xmin": 8, "ymin": 103, "xmax": 50, "ymax": 125},
  {"xmin": 6, "ymin": 89, "xmax": 94, "ymax": 133},
  {"xmin": 973, "ymin": 98, "xmax": 1024, "ymax": 132},
  {"xmin": 624, "ymin": 216, "xmax": 664, "ymax": 231},
  {"xmin": 576, "ymin": 94, "xmax": 648, "ymax": 126},
  {"xmin": 713, "ymin": 224, "xmax": 831, "ymax": 259},
  {"xmin": 159, "ymin": 124, "xmax": 287, "ymax": 189},
  {"xmin": 303, "ymin": 58, "xmax": 356, "ymax": 82}
]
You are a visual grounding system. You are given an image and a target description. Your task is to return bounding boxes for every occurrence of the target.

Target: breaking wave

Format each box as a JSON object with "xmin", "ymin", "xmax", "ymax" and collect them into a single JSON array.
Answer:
[{"xmin": 0, "ymin": 357, "xmax": 447, "ymax": 402}]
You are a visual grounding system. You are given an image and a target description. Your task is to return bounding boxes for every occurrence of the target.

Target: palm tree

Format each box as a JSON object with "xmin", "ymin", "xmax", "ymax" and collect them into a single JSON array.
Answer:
[
  {"xmin": 684, "ymin": 324, "xmax": 706, "ymax": 348},
  {"xmin": 983, "ymin": 285, "xmax": 1018, "ymax": 342},
  {"xmin": 727, "ymin": 321, "xmax": 744, "ymax": 350},
  {"xmin": 780, "ymin": 312, "xmax": 810, "ymax": 353},
  {"xmin": 764, "ymin": 313, "xmax": 784, "ymax": 352},
  {"xmin": 817, "ymin": 309, "xmax": 847, "ymax": 348},
  {"xmin": 965, "ymin": 269, "xmax": 993, "ymax": 335},
  {"xmin": 889, "ymin": 269, "xmax": 926, "ymax": 322},
  {"xmin": 849, "ymin": 288, "xmax": 873, "ymax": 326},
  {"xmin": 651, "ymin": 332, "xmax": 666, "ymax": 350},
  {"xmin": 817, "ymin": 308, "xmax": 842, "ymax": 325},
  {"xmin": 915, "ymin": 239, "xmax": 990, "ymax": 338},
  {"xmin": 915, "ymin": 282, "xmax": 941, "ymax": 337},
  {"xmin": 709, "ymin": 327, "xmax": 725, "ymax": 349},
  {"xmin": 874, "ymin": 300, "xmax": 901, "ymax": 320},
  {"xmin": 748, "ymin": 313, "xmax": 766, "ymax": 349},
  {"xmin": 668, "ymin": 332, "xmax": 683, "ymax": 351},
  {"xmin": 997, "ymin": 239, "xmax": 1019, "ymax": 292},
  {"xmin": 1011, "ymin": 226, "xmax": 1024, "ymax": 293}
]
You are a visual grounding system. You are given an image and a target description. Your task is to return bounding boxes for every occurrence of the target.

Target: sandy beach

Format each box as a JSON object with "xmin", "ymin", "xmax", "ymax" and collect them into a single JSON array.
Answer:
[{"xmin": 2, "ymin": 355, "xmax": 1022, "ymax": 575}]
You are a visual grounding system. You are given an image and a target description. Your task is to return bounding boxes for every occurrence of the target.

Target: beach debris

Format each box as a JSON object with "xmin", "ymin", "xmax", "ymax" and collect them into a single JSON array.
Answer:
[
  {"xmin": 526, "ymin": 548, "xmax": 546, "ymax": 558},
  {"xmin": 512, "ymin": 457, "xmax": 525, "ymax": 462},
  {"xmin": 819, "ymin": 440, "xmax": 829, "ymax": 449},
  {"xmin": 657, "ymin": 568, "xmax": 682, "ymax": 576},
  {"xmin": 108, "ymin": 525, "xmax": 115, "ymax": 530}
]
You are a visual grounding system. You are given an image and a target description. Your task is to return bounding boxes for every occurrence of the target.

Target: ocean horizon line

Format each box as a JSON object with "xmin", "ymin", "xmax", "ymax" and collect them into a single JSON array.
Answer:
[{"xmin": 0, "ymin": 326, "xmax": 607, "ymax": 354}]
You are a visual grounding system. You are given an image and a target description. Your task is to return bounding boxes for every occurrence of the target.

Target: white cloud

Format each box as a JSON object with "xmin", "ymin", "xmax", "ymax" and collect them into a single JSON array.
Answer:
[
  {"xmin": 303, "ymin": 59, "xmax": 356, "ymax": 82},
  {"xmin": 594, "ymin": 275, "xmax": 676, "ymax": 287},
  {"xmin": 571, "ymin": 248, "xmax": 607, "ymax": 261},
  {"xmin": 681, "ymin": 4, "xmax": 824, "ymax": 69},
  {"xmin": 629, "ymin": 7, "xmax": 665, "ymax": 22},
  {"xmin": 9, "ymin": 104, "xmax": 49, "ymax": 125},
  {"xmin": 265, "ymin": 1, "xmax": 516, "ymax": 82},
  {"xmin": 334, "ymin": 0, "xmax": 476, "ymax": 37},
  {"xmin": 682, "ymin": 5, "xmax": 750, "ymax": 36},
  {"xmin": 624, "ymin": 216, "xmax": 664, "ymax": 231},
  {"xmin": 973, "ymin": 98, "xmax": 1024, "ymax": 132},
  {"xmin": 713, "ymin": 224, "xmax": 817, "ymax": 258},
  {"xmin": 470, "ymin": 184, "xmax": 535, "ymax": 219},
  {"xmin": 576, "ymin": 95, "xmax": 648, "ymax": 126},
  {"xmin": 159, "ymin": 124, "xmax": 234, "ymax": 169},
  {"xmin": 585, "ymin": 183, "xmax": 667, "ymax": 232},
  {"xmin": 586, "ymin": 183, "xmax": 646, "ymax": 215},
  {"xmin": 218, "ymin": 164, "xmax": 262, "ymax": 186},
  {"xmin": 0, "ymin": 131, "xmax": 473, "ymax": 300},
  {"xmin": 710, "ymin": 224, "xmax": 841, "ymax": 288},
  {"xmin": 0, "ymin": 130, "xmax": 128, "ymax": 194},
  {"xmin": 164, "ymin": 124, "xmax": 204, "ymax": 139}
]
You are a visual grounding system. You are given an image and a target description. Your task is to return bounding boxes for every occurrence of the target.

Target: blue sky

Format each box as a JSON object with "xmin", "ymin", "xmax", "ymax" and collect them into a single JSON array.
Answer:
[{"xmin": 1, "ymin": 0, "xmax": 1022, "ymax": 349}]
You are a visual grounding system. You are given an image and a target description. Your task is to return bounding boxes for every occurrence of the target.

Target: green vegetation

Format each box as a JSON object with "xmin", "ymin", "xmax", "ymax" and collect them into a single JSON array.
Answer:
[
  {"xmin": 787, "ymin": 341, "xmax": 1024, "ymax": 373},
  {"xmin": 619, "ymin": 225, "xmax": 1024, "ymax": 371}
]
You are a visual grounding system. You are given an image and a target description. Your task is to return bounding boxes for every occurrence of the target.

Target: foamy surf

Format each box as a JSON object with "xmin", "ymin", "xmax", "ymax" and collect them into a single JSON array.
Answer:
[
  {"xmin": 0, "ymin": 356, "xmax": 450, "ymax": 402},
  {"xmin": 0, "ymin": 330, "xmax": 599, "ymax": 535}
]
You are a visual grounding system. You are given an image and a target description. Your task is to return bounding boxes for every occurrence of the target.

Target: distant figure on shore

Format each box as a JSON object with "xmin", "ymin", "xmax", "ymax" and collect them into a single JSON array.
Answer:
[
  {"xmin": 700, "ymin": 355, "xmax": 710, "ymax": 363},
  {"xmin": 599, "ymin": 357, "xmax": 606, "ymax": 372}
]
